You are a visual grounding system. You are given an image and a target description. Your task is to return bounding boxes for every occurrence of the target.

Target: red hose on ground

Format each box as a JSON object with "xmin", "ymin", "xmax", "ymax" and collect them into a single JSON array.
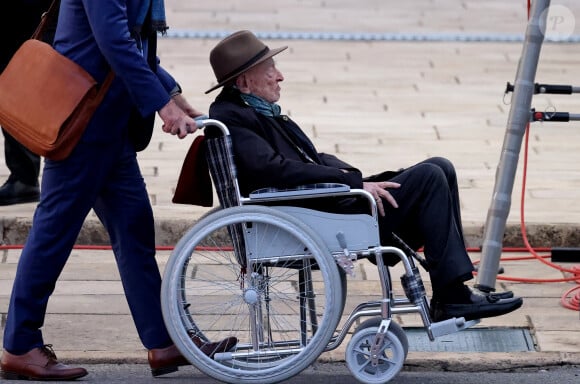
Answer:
[
  {"xmin": 469, "ymin": 0, "xmax": 580, "ymax": 311},
  {"xmin": 469, "ymin": 122, "xmax": 580, "ymax": 310}
]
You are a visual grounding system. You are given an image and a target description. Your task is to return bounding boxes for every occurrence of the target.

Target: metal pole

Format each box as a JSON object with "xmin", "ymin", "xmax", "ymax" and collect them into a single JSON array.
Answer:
[{"xmin": 475, "ymin": 0, "xmax": 551, "ymax": 292}]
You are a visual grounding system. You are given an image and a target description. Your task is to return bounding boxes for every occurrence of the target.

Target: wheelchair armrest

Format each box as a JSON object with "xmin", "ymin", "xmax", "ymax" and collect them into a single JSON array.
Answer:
[
  {"xmin": 248, "ymin": 183, "xmax": 350, "ymax": 200},
  {"xmin": 245, "ymin": 183, "xmax": 379, "ymax": 220}
]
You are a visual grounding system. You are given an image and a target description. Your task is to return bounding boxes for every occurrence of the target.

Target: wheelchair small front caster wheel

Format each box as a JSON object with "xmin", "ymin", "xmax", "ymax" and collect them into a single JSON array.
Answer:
[{"xmin": 345, "ymin": 320, "xmax": 407, "ymax": 384}]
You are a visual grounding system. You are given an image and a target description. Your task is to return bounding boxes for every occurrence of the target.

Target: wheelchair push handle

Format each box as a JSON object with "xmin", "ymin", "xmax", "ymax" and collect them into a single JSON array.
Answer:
[
  {"xmin": 194, "ymin": 116, "xmax": 231, "ymax": 136},
  {"xmin": 194, "ymin": 114, "xmax": 209, "ymax": 122}
]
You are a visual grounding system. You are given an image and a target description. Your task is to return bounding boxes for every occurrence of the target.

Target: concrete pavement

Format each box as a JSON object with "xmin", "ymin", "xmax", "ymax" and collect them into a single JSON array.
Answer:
[{"xmin": 1, "ymin": 0, "xmax": 580, "ymax": 379}]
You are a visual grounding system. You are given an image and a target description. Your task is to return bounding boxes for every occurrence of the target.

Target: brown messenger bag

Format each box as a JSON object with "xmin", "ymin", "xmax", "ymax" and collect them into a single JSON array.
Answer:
[{"xmin": 0, "ymin": 0, "xmax": 113, "ymax": 160}]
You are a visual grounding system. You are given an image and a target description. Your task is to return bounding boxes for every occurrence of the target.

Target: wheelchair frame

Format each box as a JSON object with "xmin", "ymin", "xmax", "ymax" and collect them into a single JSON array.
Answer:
[{"xmin": 161, "ymin": 119, "xmax": 479, "ymax": 384}]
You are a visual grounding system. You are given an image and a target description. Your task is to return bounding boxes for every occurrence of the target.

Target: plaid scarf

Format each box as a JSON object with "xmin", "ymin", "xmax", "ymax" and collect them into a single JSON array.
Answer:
[{"xmin": 135, "ymin": 0, "xmax": 167, "ymax": 34}]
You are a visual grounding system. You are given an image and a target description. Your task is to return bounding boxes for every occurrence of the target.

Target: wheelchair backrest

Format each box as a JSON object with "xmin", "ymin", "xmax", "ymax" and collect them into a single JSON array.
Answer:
[
  {"xmin": 205, "ymin": 133, "xmax": 241, "ymax": 209},
  {"xmin": 204, "ymin": 127, "xmax": 248, "ymax": 267}
]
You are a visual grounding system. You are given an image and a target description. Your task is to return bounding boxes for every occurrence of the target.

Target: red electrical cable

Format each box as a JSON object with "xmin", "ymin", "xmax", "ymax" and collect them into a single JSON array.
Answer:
[
  {"xmin": 528, "ymin": 0, "xmax": 531, "ymax": 19},
  {"xmin": 474, "ymin": 122, "xmax": 580, "ymax": 308},
  {"xmin": 471, "ymin": 0, "xmax": 580, "ymax": 310},
  {"xmin": 520, "ymin": 125, "xmax": 580, "ymax": 308},
  {"xmin": 473, "ymin": 0, "xmax": 580, "ymax": 311}
]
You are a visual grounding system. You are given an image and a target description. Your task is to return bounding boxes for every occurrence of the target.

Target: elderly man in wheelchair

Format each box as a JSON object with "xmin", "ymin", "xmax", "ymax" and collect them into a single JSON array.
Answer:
[{"xmin": 161, "ymin": 30, "xmax": 523, "ymax": 384}]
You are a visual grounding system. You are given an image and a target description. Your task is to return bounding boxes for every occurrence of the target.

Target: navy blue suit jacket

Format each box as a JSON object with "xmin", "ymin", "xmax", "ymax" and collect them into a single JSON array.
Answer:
[{"xmin": 53, "ymin": 0, "xmax": 176, "ymax": 145}]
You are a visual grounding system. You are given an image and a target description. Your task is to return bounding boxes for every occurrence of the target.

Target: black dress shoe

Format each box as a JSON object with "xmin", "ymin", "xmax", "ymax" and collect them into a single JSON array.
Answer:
[
  {"xmin": 0, "ymin": 345, "xmax": 87, "ymax": 381},
  {"xmin": 430, "ymin": 290, "xmax": 523, "ymax": 322},
  {"xmin": 472, "ymin": 287, "xmax": 514, "ymax": 299},
  {"xmin": 0, "ymin": 180, "xmax": 40, "ymax": 206},
  {"xmin": 148, "ymin": 336, "xmax": 238, "ymax": 377}
]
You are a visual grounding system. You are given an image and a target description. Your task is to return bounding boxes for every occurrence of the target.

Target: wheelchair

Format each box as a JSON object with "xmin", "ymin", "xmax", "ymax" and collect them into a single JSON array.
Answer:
[{"xmin": 160, "ymin": 119, "xmax": 479, "ymax": 384}]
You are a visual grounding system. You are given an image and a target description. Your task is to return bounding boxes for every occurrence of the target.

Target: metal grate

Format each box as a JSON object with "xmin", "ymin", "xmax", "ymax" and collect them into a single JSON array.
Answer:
[{"xmin": 405, "ymin": 327, "xmax": 536, "ymax": 352}]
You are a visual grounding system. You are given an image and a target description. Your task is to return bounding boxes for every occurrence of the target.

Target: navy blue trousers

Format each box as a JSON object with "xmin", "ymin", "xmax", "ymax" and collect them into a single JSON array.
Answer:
[{"xmin": 3, "ymin": 138, "xmax": 172, "ymax": 354}]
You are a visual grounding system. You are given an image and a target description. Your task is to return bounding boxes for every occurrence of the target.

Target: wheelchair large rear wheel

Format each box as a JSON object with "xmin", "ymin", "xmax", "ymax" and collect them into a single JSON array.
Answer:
[
  {"xmin": 161, "ymin": 205, "xmax": 344, "ymax": 384},
  {"xmin": 198, "ymin": 205, "xmax": 349, "ymax": 316}
]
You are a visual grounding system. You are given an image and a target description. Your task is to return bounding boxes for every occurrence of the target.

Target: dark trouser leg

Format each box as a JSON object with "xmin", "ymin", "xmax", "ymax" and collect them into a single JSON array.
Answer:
[
  {"xmin": 2, "ymin": 128, "xmax": 40, "ymax": 186},
  {"xmin": 93, "ymin": 142, "xmax": 172, "ymax": 350},
  {"xmin": 377, "ymin": 157, "xmax": 474, "ymax": 292},
  {"xmin": 421, "ymin": 157, "xmax": 466, "ymax": 247},
  {"xmin": 2, "ymin": 144, "xmax": 97, "ymax": 354}
]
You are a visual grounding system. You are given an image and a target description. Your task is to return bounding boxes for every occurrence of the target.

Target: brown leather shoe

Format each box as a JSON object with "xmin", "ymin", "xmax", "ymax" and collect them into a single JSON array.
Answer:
[
  {"xmin": 148, "ymin": 344, "xmax": 188, "ymax": 377},
  {"xmin": 0, "ymin": 345, "xmax": 88, "ymax": 381},
  {"xmin": 191, "ymin": 334, "xmax": 238, "ymax": 359},
  {"xmin": 148, "ymin": 335, "xmax": 238, "ymax": 377}
]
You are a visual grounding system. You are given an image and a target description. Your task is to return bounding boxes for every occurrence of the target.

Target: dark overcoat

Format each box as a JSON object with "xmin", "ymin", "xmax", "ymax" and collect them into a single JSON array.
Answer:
[{"xmin": 209, "ymin": 87, "xmax": 475, "ymax": 291}]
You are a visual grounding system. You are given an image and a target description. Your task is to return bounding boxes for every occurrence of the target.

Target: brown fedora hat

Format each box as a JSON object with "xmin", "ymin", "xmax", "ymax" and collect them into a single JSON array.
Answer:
[{"xmin": 205, "ymin": 30, "xmax": 288, "ymax": 94}]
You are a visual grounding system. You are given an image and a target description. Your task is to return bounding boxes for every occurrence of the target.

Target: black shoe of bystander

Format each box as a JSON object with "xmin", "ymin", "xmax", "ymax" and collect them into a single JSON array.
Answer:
[{"xmin": 0, "ymin": 180, "xmax": 40, "ymax": 206}]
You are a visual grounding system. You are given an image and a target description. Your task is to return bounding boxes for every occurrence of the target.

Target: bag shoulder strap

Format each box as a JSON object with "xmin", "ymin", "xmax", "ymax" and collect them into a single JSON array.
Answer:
[
  {"xmin": 96, "ymin": 71, "xmax": 115, "ymax": 101},
  {"xmin": 32, "ymin": 0, "xmax": 114, "ymax": 98},
  {"xmin": 32, "ymin": 0, "xmax": 61, "ymax": 41}
]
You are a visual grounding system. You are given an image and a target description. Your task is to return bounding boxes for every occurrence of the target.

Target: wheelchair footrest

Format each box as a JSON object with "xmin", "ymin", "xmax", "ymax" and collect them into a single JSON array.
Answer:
[{"xmin": 429, "ymin": 317, "xmax": 481, "ymax": 338}]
